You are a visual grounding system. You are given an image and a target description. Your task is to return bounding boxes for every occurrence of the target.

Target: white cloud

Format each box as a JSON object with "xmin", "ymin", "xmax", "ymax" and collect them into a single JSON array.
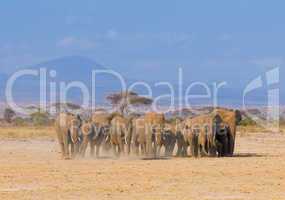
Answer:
[
  {"xmin": 250, "ymin": 57, "xmax": 284, "ymax": 67},
  {"xmin": 219, "ymin": 33, "xmax": 232, "ymax": 41},
  {"xmin": 56, "ymin": 36, "xmax": 96, "ymax": 49},
  {"xmin": 106, "ymin": 29, "xmax": 118, "ymax": 40}
]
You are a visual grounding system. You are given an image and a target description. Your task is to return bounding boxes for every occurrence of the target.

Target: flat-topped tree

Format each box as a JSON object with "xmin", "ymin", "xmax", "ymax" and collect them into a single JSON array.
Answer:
[{"xmin": 106, "ymin": 91, "xmax": 153, "ymax": 115}]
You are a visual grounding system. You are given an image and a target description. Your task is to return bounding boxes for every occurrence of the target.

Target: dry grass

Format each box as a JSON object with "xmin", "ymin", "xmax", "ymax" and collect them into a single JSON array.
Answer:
[
  {"xmin": 0, "ymin": 126, "xmax": 55, "ymax": 139},
  {"xmin": 0, "ymin": 125, "xmax": 283, "ymax": 140},
  {"xmin": 237, "ymin": 125, "xmax": 267, "ymax": 136}
]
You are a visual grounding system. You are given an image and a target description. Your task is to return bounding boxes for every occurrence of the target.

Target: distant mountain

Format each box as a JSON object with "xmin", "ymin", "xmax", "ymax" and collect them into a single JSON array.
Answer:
[
  {"xmin": 30, "ymin": 56, "xmax": 104, "ymax": 81},
  {"xmin": 0, "ymin": 56, "xmax": 124, "ymax": 104},
  {"xmin": 0, "ymin": 56, "xmax": 284, "ymax": 106}
]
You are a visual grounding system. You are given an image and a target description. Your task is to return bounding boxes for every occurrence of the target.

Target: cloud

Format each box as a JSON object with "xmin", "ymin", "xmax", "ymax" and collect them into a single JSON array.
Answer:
[
  {"xmin": 219, "ymin": 33, "xmax": 232, "ymax": 41},
  {"xmin": 250, "ymin": 57, "xmax": 284, "ymax": 67},
  {"xmin": 106, "ymin": 29, "xmax": 118, "ymax": 40},
  {"xmin": 56, "ymin": 36, "xmax": 96, "ymax": 49}
]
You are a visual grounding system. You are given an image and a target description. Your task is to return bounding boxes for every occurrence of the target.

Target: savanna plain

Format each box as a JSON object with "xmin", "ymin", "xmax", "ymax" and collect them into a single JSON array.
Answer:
[{"xmin": 0, "ymin": 126, "xmax": 285, "ymax": 200}]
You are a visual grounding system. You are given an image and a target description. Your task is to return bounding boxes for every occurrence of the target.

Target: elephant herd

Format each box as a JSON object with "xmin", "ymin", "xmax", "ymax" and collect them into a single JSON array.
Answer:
[{"xmin": 55, "ymin": 108, "xmax": 241, "ymax": 160}]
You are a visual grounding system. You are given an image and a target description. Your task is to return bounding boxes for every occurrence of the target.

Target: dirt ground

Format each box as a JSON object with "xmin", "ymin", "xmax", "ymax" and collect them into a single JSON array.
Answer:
[{"xmin": 0, "ymin": 132, "xmax": 285, "ymax": 200}]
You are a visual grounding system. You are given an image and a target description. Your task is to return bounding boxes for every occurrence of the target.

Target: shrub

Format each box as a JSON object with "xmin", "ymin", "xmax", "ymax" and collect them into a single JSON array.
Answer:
[
  {"xmin": 3, "ymin": 108, "xmax": 16, "ymax": 123},
  {"xmin": 30, "ymin": 111, "xmax": 50, "ymax": 126},
  {"xmin": 13, "ymin": 117, "xmax": 26, "ymax": 126},
  {"xmin": 239, "ymin": 116, "xmax": 257, "ymax": 126}
]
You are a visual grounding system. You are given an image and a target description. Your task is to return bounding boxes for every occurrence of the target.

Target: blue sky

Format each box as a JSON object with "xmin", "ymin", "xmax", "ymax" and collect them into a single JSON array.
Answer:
[{"xmin": 0, "ymin": 0, "xmax": 284, "ymax": 85}]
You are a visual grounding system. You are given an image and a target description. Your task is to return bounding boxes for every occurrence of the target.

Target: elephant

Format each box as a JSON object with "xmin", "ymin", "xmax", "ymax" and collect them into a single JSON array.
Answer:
[
  {"xmin": 55, "ymin": 112, "xmax": 82, "ymax": 159},
  {"xmin": 213, "ymin": 108, "xmax": 242, "ymax": 156},
  {"xmin": 214, "ymin": 122, "xmax": 230, "ymax": 157},
  {"xmin": 131, "ymin": 113, "xmax": 165, "ymax": 158},
  {"xmin": 182, "ymin": 114, "xmax": 227, "ymax": 157},
  {"xmin": 131, "ymin": 116, "xmax": 147, "ymax": 156},
  {"xmin": 171, "ymin": 119, "xmax": 188, "ymax": 157},
  {"xmin": 79, "ymin": 121, "xmax": 110, "ymax": 158},
  {"xmin": 144, "ymin": 112, "xmax": 165, "ymax": 158},
  {"xmin": 91, "ymin": 112, "xmax": 113, "ymax": 153},
  {"xmin": 181, "ymin": 120, "xmax": 198, "ymax": 157},
  {"xmin": 161, "ymin": 122, "xmax": 178, "ymax": 157},
  {"xmin": 110, "ymin": 114, "xmax": 132, "ymax": 157}
]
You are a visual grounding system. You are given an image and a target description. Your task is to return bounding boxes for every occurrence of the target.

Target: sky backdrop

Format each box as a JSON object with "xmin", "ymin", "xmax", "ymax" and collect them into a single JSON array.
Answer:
[{"xmin": 0, "ymin": 0, "xmax": 284, "ymax": 104}]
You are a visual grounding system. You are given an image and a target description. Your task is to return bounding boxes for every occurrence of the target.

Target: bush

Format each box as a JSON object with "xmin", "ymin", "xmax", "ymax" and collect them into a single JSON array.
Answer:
[
  {"xmin": 3, "ymin": 108, "xmax": 16, "ymax": 123},
  {"xmin": 13, "ymin": 117, "xmax": 26, "ymax": 126},
  {"xmin": 30, "ymin": 111, "xmax": 50, "ymax": 126},
  {"xmin": 239, "ymin": 116, "xmax": 257, "ymax": 126}
]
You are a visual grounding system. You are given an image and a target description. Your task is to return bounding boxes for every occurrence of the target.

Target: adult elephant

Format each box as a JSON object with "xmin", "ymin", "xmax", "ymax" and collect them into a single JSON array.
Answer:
[
  {"xmin": 79, "ymin": 120, "xmax": 109, "ymax": 158},
  {"xmin": 131, "ymin": 116, "xmax": 147, "ymax": 156},
  {"xmin": 172, "ymin": 119, "xmax": 188, "ymax": 157},
  {"xmin": 91, "ymin": 112, "xmax": 112, "ymax": 153},
  {"xmin": 214, "ymin": 121, "xmax": 230, "ymax": 157},
  {"xmin": 55, "ymin": 112, "xmax": 82, "ymax": 159},
  {"xmin": 162, "ymin": 122, "xmax": 178, "ymax": 157},
  {"xmin": 132, "ymin": 112, "xmax": 165, "ymax": 157},
  {"xmin": 144, "ymin": 112, "xmax": 165, "ymax": 158},
  {"xmin": 182, "ymin": 114, "xmax": 225, "ymax": 157},
  {"xmin": 213, "ymin": 108, "xmax": 242, "ymax": 156},
  {"xmin": 110, "ymin": 114, "xmax": 132, "ymax": 157}
]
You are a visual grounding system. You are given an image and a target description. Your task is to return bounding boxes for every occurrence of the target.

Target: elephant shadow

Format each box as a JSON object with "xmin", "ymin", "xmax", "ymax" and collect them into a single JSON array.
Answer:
[
  {"xmin": 141, "ymin": 156, "xmax": 171, "ymax": 160},
  {"xmin": 232, "ymin": 153, "xmax": 268, "ymax": 158}
]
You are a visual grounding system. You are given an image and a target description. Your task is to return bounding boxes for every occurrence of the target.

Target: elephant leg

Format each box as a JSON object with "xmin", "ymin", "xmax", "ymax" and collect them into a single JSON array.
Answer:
[
  {"xmin": 153, "ymin": 135, "xmax": 157, "ymax": 158},
  {"xmin": 140, "ymin": 143, "xmax": 145, "ymax": 155},
  {"xmin": 71, "ymin": 143, "xmax": 76, "ymax": 159},
  {"xmin": 169, "ymin": 140, "xmax": 175, "ymax": 157},
  {"xmin": 176, "ymin": 142, "xmax": 182, "ymax": 157},
  {"xmin": 95, "ymin": 144, "xmax": 100, "ymax": 158},
  {"xmin": 223, "ymin": 135, "xmax": 229, "ymax": 156},
  {"xmin": 59, "ymin": 142, "xmax": 65, "ymax": 159},
  {"xmin": 127, "ymin": 142, "xmax": 131, "ymax": 155},
  {"xmin": 112, "ymin": 143, "xmax": 119, "ymax": 157},
  {"xmin": 228, "ymin": 133, "xmax": 234, "ymax": 156},
  {"xmin": 209, "ymin": 143, "xmax": 217, "ymax": 157},
  {"xmin": 200, "ymin": 144, "xmax": 208, "ymax": 157},
  {"xmin": 146, "ymin": 134, "xmax": 152, "ymax": 157},
  {"xmin": 90, "ymin": 140, "xmax": 95, "ymax": 157},
  {"xmin": 126, "ymin": 135, "xmax": 131, "ymax": 155},
  {"xmin": 215, "ymin": 139, "xmax": 223, "ymax": 157},
  {"xmin": 63, "ymin": 133, "xmax": 70, "ymax": 159},
  {"xmin": 156, "ymin": 144, "xmax": 162, "ymax": 157},
  {"xmin": 80, "ymin": 137, "xmax": 89, "ymax": 157},
  {"xmin": 189, "ymin": 139, "xmax": 195, "ymax": 157},
  {"xmin": 56, "ymin": 131, "xmax": 65, "ymax": 159},
  {"xmin": 182, "ymin": 143, "xmax": 188, "ymax": 157},
  {"xmin": 164, "ymin": 144, "xmax": 169, "ymax": 157},
  {"xmin": 132, "ymin": 141, "xmax": 139, "ymax": 156},
  {"xmin": 118, "ymin": 138, "xmax": 124, "ymax": 156},
  {"xmin": 191, "ymin": 136, "xmax": 199, "ymax": 158},
  {"xmin": 74, "ymin": 142, "xmax": 80, "ymax": 158}
]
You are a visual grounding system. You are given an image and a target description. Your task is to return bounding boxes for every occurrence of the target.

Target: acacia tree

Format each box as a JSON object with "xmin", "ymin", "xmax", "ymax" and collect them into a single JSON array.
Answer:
[
  {"xmin": 3, "ymin": 108, "xmax": 16, "ymax": 123},
  {"xmin": 106, "ymin": 91, "xmax": 153, "ymax": 115}
]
